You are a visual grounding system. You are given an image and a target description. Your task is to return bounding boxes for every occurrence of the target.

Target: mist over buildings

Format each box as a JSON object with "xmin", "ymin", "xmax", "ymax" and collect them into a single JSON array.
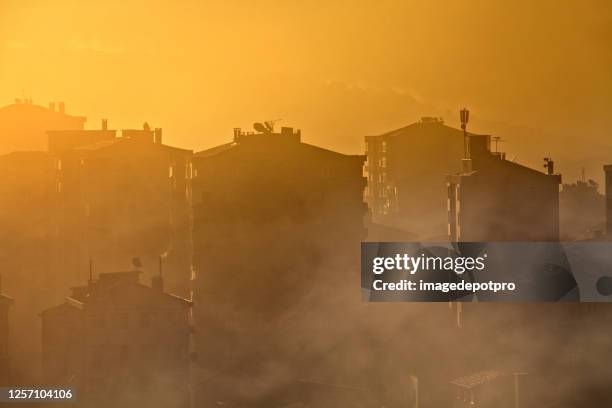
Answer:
[
  {"xmin": 1, "ymin": 0, "xmax": 611, "ymax": 181},
  {"xmin": 0, "ymin": 1, "xmax": 611, "ymax": 407}
]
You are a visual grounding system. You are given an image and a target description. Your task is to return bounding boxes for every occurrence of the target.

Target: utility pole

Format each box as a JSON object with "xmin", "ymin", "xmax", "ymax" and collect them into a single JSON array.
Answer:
[
  {"xmin": 409, "ymin": 375, "xmax": 419, "ymax": 408},
  {"xmin": 513, "ymin": 372, "xmax": 528, "ymax": 408}
]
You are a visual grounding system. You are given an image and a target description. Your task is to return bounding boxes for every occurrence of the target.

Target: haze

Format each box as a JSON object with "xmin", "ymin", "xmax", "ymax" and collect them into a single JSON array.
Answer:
[{"xmin": 1, "ymin": 0, "xmax": 611, "ymax": 181}]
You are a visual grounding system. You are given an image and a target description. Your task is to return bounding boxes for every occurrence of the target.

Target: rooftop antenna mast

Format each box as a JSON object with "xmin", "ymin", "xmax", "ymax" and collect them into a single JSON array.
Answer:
[
  {"xmin": 264, "ymin": 118, "xmax": 282, "ymax": 132},
  {"xmin": 460, "ymin": 108, "xmax": 470, "ymax": 159}
]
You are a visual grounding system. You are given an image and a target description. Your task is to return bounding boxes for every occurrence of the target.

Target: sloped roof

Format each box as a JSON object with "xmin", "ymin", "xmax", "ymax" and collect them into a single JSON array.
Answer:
[
  {"xmin": 368, "ymin": 120, "xmax": 484, "ymax": 139},
  {"xmin": 195, "ymin": 139, "xmax": 362, "ymax": 160},
  {"xmin": 86, "ymin": 281, "xmax": 192, "ymax": 307},
  {"xmin": 74, "ymin": 137, "xmax": 192, "ymax": 155},
  {"xmin": 40, "ymin": 272, "xmax": 191, "ymax": 317},
  {"xmin": 450, "ymin": 370, "xmax": 505, "ymax": 389},
  {"xmin": 195, "ymin": 142, "xmax": 235, "ymax": 158},
  {"xmin": 0, "ymin": 103, "xmax": 86, "ymax": 122}
]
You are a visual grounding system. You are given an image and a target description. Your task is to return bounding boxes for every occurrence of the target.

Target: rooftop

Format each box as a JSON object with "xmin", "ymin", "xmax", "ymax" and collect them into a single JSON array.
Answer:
[{"xmin": 450, "ymin": 370, "xmax": 505, "ymax": 389}]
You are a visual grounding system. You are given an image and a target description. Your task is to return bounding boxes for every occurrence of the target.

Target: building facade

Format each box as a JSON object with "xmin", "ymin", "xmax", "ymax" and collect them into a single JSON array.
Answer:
[
  {"xmin": 40, "ymin": 270, "xmax": 192, "ymax": 407},
  {"xmin": 50, "ymin": 124, "xmax": 193, "ymax": 297},
  {"xmin": 603, "ymin": 164, "xmax": 612, "ymax": 237},
  {"xmin": 447, "ymin": 135, "xmax": 561, "ymax": 241},
  {"xmin": 191, "ymin": 125, "xmax": 367, "ymax": 404},
  {"xmin": 365, "ymin": 117, "xmax": 469, "ymax": 240},
  {"xmin": 0, "ymin": 279, "xmax": 13, "ymax": 385},
  {"xmin": 0, "ymin": 100, "xmax": 86, "ymax": 154}
]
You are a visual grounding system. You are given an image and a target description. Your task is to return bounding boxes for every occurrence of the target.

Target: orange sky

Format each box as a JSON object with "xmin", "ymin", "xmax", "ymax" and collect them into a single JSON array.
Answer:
[{"xmin": 1, "ymin": 0, "xmax": 611, "ymax": 182}]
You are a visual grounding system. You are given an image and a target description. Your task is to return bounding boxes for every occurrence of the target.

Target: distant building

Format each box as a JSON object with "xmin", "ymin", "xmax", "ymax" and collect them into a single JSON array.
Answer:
[
  {"xmin": 40, "ymin": 270, "xmax": 191, "ymax": 407},
  {"xmin": 0, "ymin": 151, "xmax": 57, "ymax": 383},
  {"xmin": 603, "ymin": 165, "xmax": 612, "ymax": 237},
  {"xmin": 0, "ymin": 151, "xmax": 52, "ymax": 245},
  {"xmin": 0, "ymin": 100, "xmax": 86, "ymax": 154},
  {"xmin": 447, "ymin": 135, "xmax": 561, "ymax": 241},
  {"xmin": 0, "ymin": 278, "xmax": 14, "ymax": 385},
  {"xmin": 50, "ymin": 123, "xmax": 193, "ymax": 297},
  {"xmin": 365, "ymin": 117, "xmax": 473, "ymax": 239},
  {"xmin": 191, "ymin": 124, "xmax": 366, "ymax": 404},
  {"xmin": 560, "ymin": 178, "xmax": 605, "ymax": 240}
]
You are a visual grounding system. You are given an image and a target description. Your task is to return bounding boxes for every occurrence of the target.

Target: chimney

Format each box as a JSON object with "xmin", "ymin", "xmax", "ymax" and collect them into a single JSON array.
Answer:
[
  {"xmin": 58, "ymin": 102, "xmax": 65, "ymax": 114},
  {"xmin": 544, "ymin": 158, "xmax": 555, "ymax": 175},
  {"xmin": 101, "ymin": 119, "xmax": 108, "ymax": 130},
  {"xmin": 280, "ymin": 127, "xmax": 293, "ymax": 137},
  {"xmin": 469, "ymin": 135, "xmax": 491, "ymax": 158},
  {"xmin": 49, "ymin": 102, "xmax": 56, "ymax": 112},
  {"xmin": 233, "ymin": 127, "xmax": 241, "ymax": 142},
  {"xmin": 154, "ymin": 128, "xmax": 162, "ymax": 144}
]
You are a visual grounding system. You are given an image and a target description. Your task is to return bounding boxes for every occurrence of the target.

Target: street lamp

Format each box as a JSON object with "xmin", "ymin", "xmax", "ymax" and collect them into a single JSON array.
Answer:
[{"xmin": 460, "ymin": 108, "xmax": 470, "ymax": 159}]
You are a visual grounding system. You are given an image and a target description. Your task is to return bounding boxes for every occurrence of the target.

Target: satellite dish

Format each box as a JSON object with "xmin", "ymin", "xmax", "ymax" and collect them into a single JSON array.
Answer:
[
  {"xmin": 264, "ymin": 121, "xmax": 274, "ymax": 131},
  {"xmin": 253, "ymin": 122, "xmax": 270, "ymax": 133}
]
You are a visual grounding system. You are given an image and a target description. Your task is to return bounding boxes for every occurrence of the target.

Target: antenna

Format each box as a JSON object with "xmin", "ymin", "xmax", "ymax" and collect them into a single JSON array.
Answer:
[
  {"xmin": 543, "ymin": 157, "xmax": 555, "ymax": 175},
  {"xmin": 264, "ymin": 118, "xmax": 282, "ymax": 132},
  {"xmin": 89, "ymin": 259, "xmax": 93, "ymax": 283}
]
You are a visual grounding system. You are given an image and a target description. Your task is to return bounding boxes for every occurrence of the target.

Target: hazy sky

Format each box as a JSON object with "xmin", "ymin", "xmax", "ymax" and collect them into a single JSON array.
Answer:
[{"xmin": 1, "ymin": 0, "xmax": 611, "ymax": 181}]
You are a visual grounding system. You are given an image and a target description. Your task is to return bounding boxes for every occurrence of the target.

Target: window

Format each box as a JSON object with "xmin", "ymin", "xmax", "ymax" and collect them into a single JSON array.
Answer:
[
  {"xmin": 168, "ymin": 165, "xmax": 174, "ymax": 178},
  {"xmin": 119, "ymin": 345, "xmax": 129, "ymax": 362},
  {"xmin": 89, "ymin": 314, "xmax": 105, "ymax": 329},
  {"xmin": 114, "ymin": 313, "xmax": 129, "ymax": 330},
  {"xmin": 90, "ymin": 345, "xmax": 106, "ymax": 369},
  {"xmin": 140, "ymin": 311, "xmax": 151, "ymax": 328}
]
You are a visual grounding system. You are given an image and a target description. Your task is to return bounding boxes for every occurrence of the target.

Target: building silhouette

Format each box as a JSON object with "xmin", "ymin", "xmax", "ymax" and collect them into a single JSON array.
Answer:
[
  {"xmin": 0, "ymin": 278, "xmax": 14, "ymax": 385},
  {"xmin": 191, "ymin": 124, "xmax": 366, "ymax": 404},
  {"xmin": 40, "ymin": 270, "xmax": 191, "ymax": 408},
  {"xmin": 603, "ymin": 164, "xmax": 612, "ymax": 237},
  {"xmin": 49, "ymin": 123, "xmax": 193, "ymax": 297},
  {"xmin": 365, "ymin": 117, "xmax": 474, "ymax": 240},
  {"xmin": 0, "ymin": 150, "xmax": 55, "ymax": 383},
  {"xmin": 560, "ymin": 178, "xmax": 605, "ymax": 240},
  {"xmin": 447, "ymin": 135, "xmax": 561, "ymax": 241},
  {"xmin": 0, "ymin": 100, "xmax": 85, "ymax": 154}
]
